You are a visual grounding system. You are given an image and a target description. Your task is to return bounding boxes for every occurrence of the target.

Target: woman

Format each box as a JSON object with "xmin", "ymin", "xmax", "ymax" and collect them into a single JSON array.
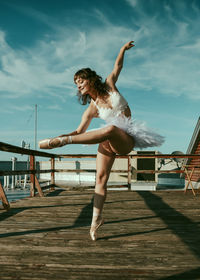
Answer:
[{"xmin": 39, "ymin": 41, "xmax": 164, "ymax": 241}]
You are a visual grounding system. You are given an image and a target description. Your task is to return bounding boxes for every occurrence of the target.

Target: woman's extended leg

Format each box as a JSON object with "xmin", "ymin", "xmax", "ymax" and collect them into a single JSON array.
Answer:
[
  {"xmin": 40, "ymin": 125, "xmax": 134, "ymax": 154},
  {"xmin": 90, "ymin": 141, "xmax": 116, "ymax": 241}
]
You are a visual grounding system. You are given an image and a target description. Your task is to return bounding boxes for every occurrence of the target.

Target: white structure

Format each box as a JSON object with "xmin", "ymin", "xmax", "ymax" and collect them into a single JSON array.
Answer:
[{"xmin": 40, "ymin": 151, "xmax": 159, "ymax": 190}]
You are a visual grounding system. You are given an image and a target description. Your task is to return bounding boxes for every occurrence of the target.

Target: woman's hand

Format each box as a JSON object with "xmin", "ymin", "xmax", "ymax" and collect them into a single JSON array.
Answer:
[
  {"xmin": 58, "ymin": 131, "xmax": 78, "ymax": 137},
  {"xmin": 123, "ymin": 41, "xmax": 135, "ymax": 50}
]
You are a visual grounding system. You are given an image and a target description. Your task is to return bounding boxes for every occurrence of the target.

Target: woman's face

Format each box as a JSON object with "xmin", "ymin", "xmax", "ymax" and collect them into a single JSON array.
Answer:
[{"xmin": 75, "ymin": 77, "xmax": 91, "ymax": 95}]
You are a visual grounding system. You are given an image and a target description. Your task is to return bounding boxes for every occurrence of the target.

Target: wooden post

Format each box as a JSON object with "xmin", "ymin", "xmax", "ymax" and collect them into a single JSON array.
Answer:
[
  {"xmin": 30, "ymin": 155, "xmax": 44, "ymax": 197},
  {"xmin": 30, "ymin": 155, "xmax": 35, "ymax": 197},
  {"xmin": 51, "ymin": 157, "xmax": 55, "ymax": 191},
  {"xmin": 127, "ymin": 155, "xmax": 132, "ymax": 190},
  {"xmin": 34, "ymin": 175, "xmax": 44, "ymax": 197},
  {"xmin": 0, "ymin": 181, "xmax": 10, "ymax": 211}
]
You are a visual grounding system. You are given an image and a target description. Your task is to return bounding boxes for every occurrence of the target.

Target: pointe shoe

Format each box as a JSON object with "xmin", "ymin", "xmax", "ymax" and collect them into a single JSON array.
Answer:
[
  {"xmin": 38, "ymin": 138, "xmax": 51, "ymax": 149},
  {"xmin": 90, "ymin": 218, "xmax": 104, "ymax": 241},
  {"xmin": 39, "ymin": 137, "xmax": 67, "ymax": 149}
]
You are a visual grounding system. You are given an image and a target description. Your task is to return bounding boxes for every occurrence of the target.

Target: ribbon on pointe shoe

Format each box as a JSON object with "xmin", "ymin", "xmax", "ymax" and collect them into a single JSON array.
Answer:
[{"xmin": 90, "ymin": 217, "xmax": 104, "ymax": 241}]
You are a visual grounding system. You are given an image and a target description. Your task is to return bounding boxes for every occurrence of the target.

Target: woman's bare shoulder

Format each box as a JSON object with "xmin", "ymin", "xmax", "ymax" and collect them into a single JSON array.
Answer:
[{"xmin": 87, "ymin": 100, "xmax": 98, "ymax": 117}]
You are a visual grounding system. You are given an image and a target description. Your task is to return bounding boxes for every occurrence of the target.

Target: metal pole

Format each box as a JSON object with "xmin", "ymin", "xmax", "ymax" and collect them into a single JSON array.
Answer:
[
  {"xmin": 35, "ymin": 104, "xmax": 37, "ymax": 150},
  {"xmin": 11, "ymin": 157, "xmax": 17, "ymax": 189},
  {"xmin": 3, "ymin": 176, "xmax": 9, "ymax": 189}
]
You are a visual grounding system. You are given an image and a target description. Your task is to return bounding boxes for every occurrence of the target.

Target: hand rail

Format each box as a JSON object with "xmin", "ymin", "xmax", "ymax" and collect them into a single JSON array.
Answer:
[
  {"xmin": 0, "ymin": 141, "xmax": 200, "ymax": 210},
  {"xmin": 0, "ymin": 141, "xmax": 58, "ymax": 158}
]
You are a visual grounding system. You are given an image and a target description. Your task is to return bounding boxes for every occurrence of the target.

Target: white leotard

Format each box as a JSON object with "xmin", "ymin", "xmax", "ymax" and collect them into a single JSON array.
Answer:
[{"xmin": 93, "ymin": 91, "xmax": 128, "ymax": 120}]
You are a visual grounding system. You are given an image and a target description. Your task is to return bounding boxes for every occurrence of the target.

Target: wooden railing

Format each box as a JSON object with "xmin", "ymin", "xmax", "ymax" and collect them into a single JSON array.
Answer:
[
  {"xmin": 0, "ymin": 141, "xmax": 200, "ymax": 210},
  {"xmin": 0, "ymin": 141, "xmax": 59, "ymax": 210}
]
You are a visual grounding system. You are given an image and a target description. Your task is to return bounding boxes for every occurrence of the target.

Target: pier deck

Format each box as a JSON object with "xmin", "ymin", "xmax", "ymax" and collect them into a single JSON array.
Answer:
[{"xmin": 0, "ymin": 188, "xmax": 200, "ymax": 280}]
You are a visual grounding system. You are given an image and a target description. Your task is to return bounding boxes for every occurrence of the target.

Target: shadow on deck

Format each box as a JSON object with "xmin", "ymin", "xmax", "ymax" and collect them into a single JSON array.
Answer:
[{"xmin": 0, "ymin": 187, "xmax": 200, "ymax": 280}]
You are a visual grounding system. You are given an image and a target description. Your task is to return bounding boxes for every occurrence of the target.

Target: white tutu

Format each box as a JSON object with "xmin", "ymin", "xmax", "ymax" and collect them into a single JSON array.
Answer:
[
  {"xmin": 92, "ymin": 91, "xmax": 165, "ymax": 149},
  {"xmin": 103, "ymin": 115, "xmax": 165, "ymax": 149}
]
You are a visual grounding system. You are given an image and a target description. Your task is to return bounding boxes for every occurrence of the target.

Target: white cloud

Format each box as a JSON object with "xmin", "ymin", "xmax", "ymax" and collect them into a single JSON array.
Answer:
[
  {"xmin": 47, "ymin": 104, "xmax": 62, "ymax": 111},
  {"xmin": 122, "ymin": 0, "xmax": 200, "ymax": 100},
  {"xmin": 126, "ymin": 0, "xmax": 138, "ymax": 8},
  {"xmin": 0, "ymin": 12, "xmax": 135, "ymax": 100},
  {"xmin": 9, "ymin": 104, "xmax": 33, "ymax": 112},
  {"xmin": 180, "ymin": 38, "xmax": 200, "ymax": 52},
  {"xmin": 0, "ymin": 30, "xmax": 78, "ymax": 99},
  {"xmin": 0, "ymin": 2, "xmax": 200, "ymax": 103}
]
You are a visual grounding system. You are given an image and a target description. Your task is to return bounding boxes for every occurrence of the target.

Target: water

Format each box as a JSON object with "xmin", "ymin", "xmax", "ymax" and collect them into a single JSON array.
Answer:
[
  {"xmin": 1, "ymin": 187, "xmax": 30, "ymax": 204},
  {"xmin": 0, "ymin": 160, "xmax": 36, "ymax": 204},
  {"xmin": 0, "ymin": 160, "xmax": 40, "ymax": 186}
]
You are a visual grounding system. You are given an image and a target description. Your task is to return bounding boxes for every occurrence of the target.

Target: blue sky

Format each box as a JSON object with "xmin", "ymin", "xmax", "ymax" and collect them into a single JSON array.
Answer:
[{"xmin": 0, "ymin": 0, "xmax": 200, "ymax": 160}]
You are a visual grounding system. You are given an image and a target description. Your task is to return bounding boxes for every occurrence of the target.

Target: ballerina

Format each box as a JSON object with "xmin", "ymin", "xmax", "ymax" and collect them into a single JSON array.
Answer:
[{"xmin": 39, "ymin": 41, "xmax": 164, "ymax": 241}]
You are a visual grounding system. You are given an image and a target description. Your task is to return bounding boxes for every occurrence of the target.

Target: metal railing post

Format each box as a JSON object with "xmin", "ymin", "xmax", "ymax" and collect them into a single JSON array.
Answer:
[{"xmin": 11, "ymin": 157, "xmax": 17, "ymax": 189}]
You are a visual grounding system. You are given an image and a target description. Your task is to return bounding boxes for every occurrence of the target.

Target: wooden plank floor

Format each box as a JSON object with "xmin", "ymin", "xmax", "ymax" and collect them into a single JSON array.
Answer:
[{"xmin": 1, "ymin": 188, "xmax": 200, "ymax": 280}]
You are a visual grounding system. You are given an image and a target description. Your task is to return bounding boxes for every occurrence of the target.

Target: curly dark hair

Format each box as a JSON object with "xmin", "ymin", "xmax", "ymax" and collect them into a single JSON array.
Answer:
[{"xmin": 74, "ymin": 68, "xmax": 109, "ymax": 105}]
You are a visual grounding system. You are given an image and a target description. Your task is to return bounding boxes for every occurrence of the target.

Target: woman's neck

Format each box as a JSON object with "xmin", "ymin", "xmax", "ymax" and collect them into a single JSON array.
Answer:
[
  {"xmin": 89, "ymin": 88, "xmax": 98, "ymax": 101},
  {"xmin": 89, "ymin": 85, "xmax": 109, "ymax": 102}
]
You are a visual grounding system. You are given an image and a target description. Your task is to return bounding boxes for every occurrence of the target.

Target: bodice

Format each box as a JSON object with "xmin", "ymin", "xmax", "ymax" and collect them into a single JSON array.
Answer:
[{"xmin": 93, "ymin": 91, "xmax": 128, "ymax": 121}]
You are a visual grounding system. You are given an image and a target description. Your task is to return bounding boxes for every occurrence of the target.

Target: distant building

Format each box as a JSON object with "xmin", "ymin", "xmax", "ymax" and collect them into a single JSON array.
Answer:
[{"xmin": 185, "ymin": 117, "xmax": 200, "ymax": 189}]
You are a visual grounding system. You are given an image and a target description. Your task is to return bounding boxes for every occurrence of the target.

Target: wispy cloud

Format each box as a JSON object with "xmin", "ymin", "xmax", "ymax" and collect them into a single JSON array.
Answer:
[
  {"xmin": 126, "ymin": 0, "xmax": 138, "ymax": 8},
  {"xmin": 123, "ymin": 0, "xmax": 200, "ymax": 100},
  {"xmin": 47, "ymin": 104, "xmax": 62, "ymax": 111},
  {"xmin": 0, "ymin": 29, "xmax": 76, "ymax": 98},
  {"xmin": 0, "ymin": 9, "xmax": 134, "ymax": 100},
  {"xmin": 0, "ymin": 1, "xmax": 200, "ymax": 105}
]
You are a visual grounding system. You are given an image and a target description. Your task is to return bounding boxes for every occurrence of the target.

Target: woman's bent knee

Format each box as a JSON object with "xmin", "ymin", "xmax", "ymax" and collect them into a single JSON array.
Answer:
[
  {"xmin": 96, "ymin": 172, "xmax": 108, "ymax": 186},
  {"xmin": 105, "ymin": 125, "xmax": 117, "ymax": 136}
]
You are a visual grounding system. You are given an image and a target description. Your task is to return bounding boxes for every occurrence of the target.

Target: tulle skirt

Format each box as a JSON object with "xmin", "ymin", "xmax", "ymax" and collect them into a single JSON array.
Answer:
[{"xmin": 102, "ymin": 116, "xmax": 165, "ymax": 149}]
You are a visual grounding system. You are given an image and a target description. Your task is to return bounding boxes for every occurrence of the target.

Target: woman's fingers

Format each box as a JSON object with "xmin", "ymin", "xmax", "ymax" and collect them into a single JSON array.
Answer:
[
  {"xmin": 128, "ymin": 41, "xmax": 135, "ymax": 48},
  {"xmin": 124, "ymin": 40, "xmax": 135, "ymax": 50}
]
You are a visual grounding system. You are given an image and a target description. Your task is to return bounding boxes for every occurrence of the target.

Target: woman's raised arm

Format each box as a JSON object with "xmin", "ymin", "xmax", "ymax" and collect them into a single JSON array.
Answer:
[{"xmin": 106, "ymin": 41, "xmax": 135, "ymax": 87}]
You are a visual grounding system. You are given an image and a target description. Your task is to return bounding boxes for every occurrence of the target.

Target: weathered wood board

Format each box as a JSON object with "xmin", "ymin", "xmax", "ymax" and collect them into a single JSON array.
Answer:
[{"xmin": 1, "ymin": 188, "xmax": 200, "ymax": 279}]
